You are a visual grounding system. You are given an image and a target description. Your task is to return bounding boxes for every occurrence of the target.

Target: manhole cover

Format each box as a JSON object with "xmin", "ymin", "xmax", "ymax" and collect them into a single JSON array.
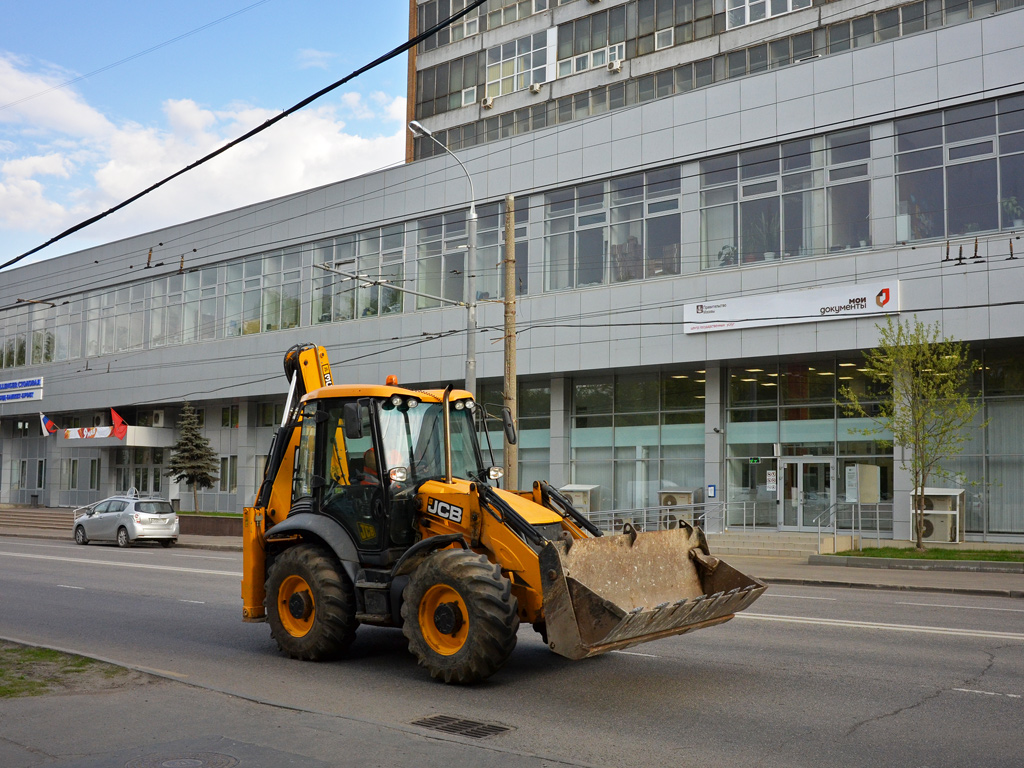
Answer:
[
  {"xmin": 125, "ymin": 753, "xmax": 239, "ymax": 768},
  {"xmin": 412, "ymin": 714, "xmax": 511, "ymax": 739}
]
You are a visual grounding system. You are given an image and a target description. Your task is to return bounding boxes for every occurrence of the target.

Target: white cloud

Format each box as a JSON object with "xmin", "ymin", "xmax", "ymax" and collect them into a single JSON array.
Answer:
[
  {"xmin": 0, "ymin": 54, "xmax": 114, "ymax": 140},
  {"xmin": 0, "ymin": 53, "xmax": 408, "ymax": 261},
  {"xmin": 2, "ymin": 153, "xmax": 71, "ymax": 179},
  {"xmin": 296, "ymin": 48, "xmax": 336, "ymax": 70}
]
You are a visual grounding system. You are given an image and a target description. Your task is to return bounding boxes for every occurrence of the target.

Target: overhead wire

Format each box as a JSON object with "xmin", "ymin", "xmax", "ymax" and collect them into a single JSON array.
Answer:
[
  {"xmin": 0, "ymin": 0, "xmax": 275, "ymax": 113},
  {"xmin": 0, "ymin": 0, "xmax": 490, "ymax": 273},
  {"xmin": 6, "ymin": 88, "xmax": 1023, "ymax": 312}
]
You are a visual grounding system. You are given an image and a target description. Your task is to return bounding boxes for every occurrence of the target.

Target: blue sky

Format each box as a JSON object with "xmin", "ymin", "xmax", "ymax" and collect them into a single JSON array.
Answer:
[{"xmin": 1, "ymin": 0, "xmax": 410, "ymax": 267}]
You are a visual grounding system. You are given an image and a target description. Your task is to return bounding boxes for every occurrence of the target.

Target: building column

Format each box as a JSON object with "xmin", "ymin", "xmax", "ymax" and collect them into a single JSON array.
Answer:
[
  {"xmin": 704, "ymin": 365, "xmax": 724, "ymax": 504},
  {"xmin": 548, "ymin": 376, "xmax": 571, "ymax": 488}
]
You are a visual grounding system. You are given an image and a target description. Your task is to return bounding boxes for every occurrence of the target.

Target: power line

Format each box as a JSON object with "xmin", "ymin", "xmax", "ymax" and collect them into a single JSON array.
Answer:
[
  {"xmin": 0, "ymin": 0, "xmax": 489, "ymax": 273},
  {"xmin": 0, "ymin": 0, "xmax": 275, "ymax": 113}
]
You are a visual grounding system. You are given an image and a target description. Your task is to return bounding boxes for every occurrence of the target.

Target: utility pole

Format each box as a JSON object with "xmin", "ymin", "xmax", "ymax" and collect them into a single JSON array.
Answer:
[{"xmin": 503, "ymin": 195, "xmax": 518, "ymax": 489}]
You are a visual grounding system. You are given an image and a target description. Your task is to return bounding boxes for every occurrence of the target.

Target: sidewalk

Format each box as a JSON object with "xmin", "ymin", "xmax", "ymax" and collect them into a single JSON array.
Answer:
[{"xmin": 3, "ymin": 525, "xmax": 1021, "ymax": 599}]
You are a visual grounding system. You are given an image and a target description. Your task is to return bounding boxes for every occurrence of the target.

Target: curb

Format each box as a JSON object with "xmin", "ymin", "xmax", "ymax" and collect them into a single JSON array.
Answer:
[
  {"xmin": 809, "ymin": 554, "xmax": 1024, "ymax": 574},
  {"xmin": 754, "ymin": 575, "xmax": 1024, "ymax": 599}
]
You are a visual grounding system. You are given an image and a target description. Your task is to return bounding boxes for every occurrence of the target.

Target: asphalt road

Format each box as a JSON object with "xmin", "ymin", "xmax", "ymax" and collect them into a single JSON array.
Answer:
[{"xmin": 1, "ymin": 536, "xmax": 1022, "ymax": 768}]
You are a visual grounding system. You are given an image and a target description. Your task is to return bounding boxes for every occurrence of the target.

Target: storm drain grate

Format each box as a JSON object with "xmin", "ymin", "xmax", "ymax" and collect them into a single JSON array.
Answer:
[{"xmin": 411, "ymin": 715, "xmax": 512, "ymax": 739}]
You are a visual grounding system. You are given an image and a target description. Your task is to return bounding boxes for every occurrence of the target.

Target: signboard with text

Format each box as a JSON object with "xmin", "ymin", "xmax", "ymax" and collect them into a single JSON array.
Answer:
[
  {"xmin": 683, "ymin": 281, "xmax": 899, "ymax": 334},
  {"xmin": 0, "ymin": 376, "xmax": 44, "ymax": 403}
]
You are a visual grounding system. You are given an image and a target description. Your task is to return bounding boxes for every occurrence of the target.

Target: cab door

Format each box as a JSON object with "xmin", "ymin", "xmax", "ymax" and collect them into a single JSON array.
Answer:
[{"xmin": 314, "ymin": 401, "xmax": 389, "ymax": 552}]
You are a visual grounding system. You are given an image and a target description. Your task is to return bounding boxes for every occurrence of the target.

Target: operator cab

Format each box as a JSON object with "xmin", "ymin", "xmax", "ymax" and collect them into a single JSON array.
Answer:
[{"xmin": 290, "ymin": 387, "xmax": 507, "ymax": 566}]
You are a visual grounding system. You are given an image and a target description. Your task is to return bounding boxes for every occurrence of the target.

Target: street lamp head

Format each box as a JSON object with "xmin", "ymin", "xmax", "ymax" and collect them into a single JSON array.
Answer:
[{"xmin": 408, "ymin": 120, "xmax": 432, "ymax": 139}]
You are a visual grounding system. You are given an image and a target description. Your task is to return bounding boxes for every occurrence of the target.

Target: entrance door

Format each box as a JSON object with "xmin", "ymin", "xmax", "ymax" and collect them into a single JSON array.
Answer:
[{"xmin": 780, "ymin": 460, "xmax": 835, "ymax": 530}]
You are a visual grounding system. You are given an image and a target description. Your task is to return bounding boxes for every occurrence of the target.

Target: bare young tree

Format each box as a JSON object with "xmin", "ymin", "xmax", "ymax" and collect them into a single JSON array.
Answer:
[{"xmin": 840, "ymin": 316, "xmax": 985, "ymax": 550}]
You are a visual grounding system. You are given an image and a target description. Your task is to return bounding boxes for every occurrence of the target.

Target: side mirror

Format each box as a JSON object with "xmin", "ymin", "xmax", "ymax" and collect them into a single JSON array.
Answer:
[
  {"xmin": 343, "ymin": 402, "xmax": 363, "ymax": 440},
  {"xmin": 501, "ymin": 406, "xmax": 517, "ymax": 445}
]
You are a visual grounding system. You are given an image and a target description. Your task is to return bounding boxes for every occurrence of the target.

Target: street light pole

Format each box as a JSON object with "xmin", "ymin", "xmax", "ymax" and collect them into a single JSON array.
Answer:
[{"xmin": 409, "ymin": 120, "xmax": 477, "ymax": 398}]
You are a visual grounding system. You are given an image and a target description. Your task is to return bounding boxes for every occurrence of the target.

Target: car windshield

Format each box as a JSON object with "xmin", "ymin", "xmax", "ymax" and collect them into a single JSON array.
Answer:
[
  {"xmin": 378, "ymin": 401, "xmax": 485, "ymax": 483},
  {"xmin": 136, "ymin": 501, "xmax": 174, "ymax": 515}
]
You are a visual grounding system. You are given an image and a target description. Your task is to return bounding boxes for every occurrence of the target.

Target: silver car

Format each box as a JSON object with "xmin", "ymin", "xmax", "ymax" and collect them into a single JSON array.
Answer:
[{"xmin": 73, "ymin": 494, "xmax": 179, "ymax": 548}]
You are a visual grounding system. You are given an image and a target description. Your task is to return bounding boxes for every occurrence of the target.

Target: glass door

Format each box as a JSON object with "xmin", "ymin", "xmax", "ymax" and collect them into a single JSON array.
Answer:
[{"xmin": 780, "ymin": 459, "xmax": 835, "ymax": 530}]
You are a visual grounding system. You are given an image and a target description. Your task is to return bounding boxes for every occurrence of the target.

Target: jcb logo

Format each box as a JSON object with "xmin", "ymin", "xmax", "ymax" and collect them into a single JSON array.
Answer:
[{"xmin": 426, "ymin": 498, "xmax": 463, "ymax": 524}]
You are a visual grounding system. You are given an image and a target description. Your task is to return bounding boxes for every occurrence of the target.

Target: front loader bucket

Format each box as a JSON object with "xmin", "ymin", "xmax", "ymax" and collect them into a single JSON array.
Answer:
[{"xmin": 539, "ymin": 524, "xmax": 766, "ymax": 660}]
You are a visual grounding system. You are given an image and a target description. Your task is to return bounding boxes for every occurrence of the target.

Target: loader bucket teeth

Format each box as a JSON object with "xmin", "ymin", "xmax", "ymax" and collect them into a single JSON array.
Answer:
[{"xmin": 539, "ymin": 526, "xmax": 766, "ymax": 660}]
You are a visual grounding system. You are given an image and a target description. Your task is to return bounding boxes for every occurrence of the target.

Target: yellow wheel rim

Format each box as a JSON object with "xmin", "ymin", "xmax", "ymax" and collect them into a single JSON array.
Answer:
[
  {"xmin": 278, "ymin": 574, "xmax": 315, "ymax": 637},
  {"xmin": 419, "ymin": 584, "xmax": 469, "ymax": 656}
]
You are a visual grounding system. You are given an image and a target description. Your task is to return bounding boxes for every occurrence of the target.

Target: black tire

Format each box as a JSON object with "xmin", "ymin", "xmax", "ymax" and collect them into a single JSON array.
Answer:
[
  {"xmin": 159, "ymin": 539, "xmax": 176, "ymax": 548},
  {"xmin": 74, "ymin": 526, "xmax": 88, "ymax": 545},
  {"xmin": 116, "ymin": 527, "xmax": 132, "ymax": 548},
  {"xmin": 266, "ymin": 544, "xmax": 358, "ymax": 661},
  {"xmin": 401, "ymin": 549, "xmax": 519, "ymax": 684}
]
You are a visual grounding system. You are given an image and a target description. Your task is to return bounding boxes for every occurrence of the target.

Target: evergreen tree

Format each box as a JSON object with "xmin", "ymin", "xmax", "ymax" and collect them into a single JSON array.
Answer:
[{"xmin": 166, "ymin": 401, "xmax": 219, "ymax": 513}]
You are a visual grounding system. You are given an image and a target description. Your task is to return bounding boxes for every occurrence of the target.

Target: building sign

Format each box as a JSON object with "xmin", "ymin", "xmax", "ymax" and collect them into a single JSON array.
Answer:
[
  {"xmin": 683, "ymin": 282, "xmax": 899, "ymax": 334},
  {"xmin": 0, "ymin": 377, "xmax": 44, "ymax": 402}
]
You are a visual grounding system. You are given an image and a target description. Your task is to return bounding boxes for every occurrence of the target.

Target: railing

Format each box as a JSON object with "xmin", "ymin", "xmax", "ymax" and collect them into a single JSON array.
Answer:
[
  {"xmin": 583, "ymin": 503, "xmax": 727, "ymax": 534},
  {"xmin": 814, "ymin": 502, "xmax": 894, "ymax": 554}
]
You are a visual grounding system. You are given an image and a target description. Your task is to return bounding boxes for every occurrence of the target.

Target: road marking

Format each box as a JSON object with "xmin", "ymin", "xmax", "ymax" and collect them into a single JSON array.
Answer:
[
  {"xmin": 57, "ymin": 584, "xmax": 84, "ymax": 590},
  {"xmin": 763, "ymin": 594, "xmax": 837, "ymax": 601},
  {"xmin": 737, "ymin": 612, "xmax": 1024, "ymax": 640},
  {"xmin": 953, "ymin": 688, "xmax": 1022, "ymax": 700},
  {"xmin": 897, "ymin": 601, "xmax": 1024, "ymax": 613},
  {"xmin": 171, "ymin": 553, "xmax": 237, "ymax": 561},
  {"xmin": 179, "ymin": 599, "xmax": 206, "ymax": 604},
  {"xmin": 0, "ymin": 550, "xmax": 238, "ymax": 577},
  {"xmin": 611, "ymin": 650, "xmax": 660, "ymax": 658}
]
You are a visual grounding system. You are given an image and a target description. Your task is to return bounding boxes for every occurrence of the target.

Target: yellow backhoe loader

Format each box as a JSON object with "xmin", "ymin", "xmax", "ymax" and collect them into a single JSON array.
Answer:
[{"xmin": 242, "ymin": 343, "xmax": 766, "ymax": 683}]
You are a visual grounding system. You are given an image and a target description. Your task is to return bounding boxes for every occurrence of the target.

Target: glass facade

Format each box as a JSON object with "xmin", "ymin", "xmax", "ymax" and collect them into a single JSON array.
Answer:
[{"xmin": 571, "ymin": 370, "xmax": 704, "ymax": 511}]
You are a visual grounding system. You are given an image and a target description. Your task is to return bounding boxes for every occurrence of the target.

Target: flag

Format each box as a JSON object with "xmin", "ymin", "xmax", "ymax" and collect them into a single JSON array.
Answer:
[
  {"xmin": 39, "ymin": 413, "xmax": 58, "ymax": 435},
  {"xmin": 111, "ymin": 408, "xmax": 128, "ymax": 440}
]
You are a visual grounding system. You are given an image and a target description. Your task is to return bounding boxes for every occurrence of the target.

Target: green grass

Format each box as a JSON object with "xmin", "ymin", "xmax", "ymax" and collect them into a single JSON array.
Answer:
[
  {"xmin": 835, "ymin": 546, "xmax": 1024, "ymax": 562},
  {"xmin": 0, "ymin": 642, "xmax": 127, "ymax": 698}
]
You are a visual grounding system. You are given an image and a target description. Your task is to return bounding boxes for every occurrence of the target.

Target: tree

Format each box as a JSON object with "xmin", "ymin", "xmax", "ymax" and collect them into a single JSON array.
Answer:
[
  {"xmin": 840, "ymin": 316, "xmax": 985, "ymax": 550},
  {"xmin": 166, "ymin": 401, "xmax": 219, "ymax": 513}
]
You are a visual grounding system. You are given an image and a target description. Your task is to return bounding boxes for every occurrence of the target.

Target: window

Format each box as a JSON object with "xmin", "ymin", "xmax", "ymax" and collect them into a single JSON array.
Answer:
[
  {"xmin": 220, "ymin": 456, "xmax": 238, "ymax": 493},
  {"xmin": 222, "ymin": 404, "xmax": 239, "ymax": 428},
  {"xmin": 487, "ymin": 32, "xmax": 549, "ymax": 98},
  {"xmin": 556, "ymin": 6, "xmax": 626, "ymax": 77},
  {"xmin": 727, "ymin": 0, "xmax": 811, "ymax": 30},
  {"xmin": 701, "ymin": 129, "xmax": 866, "ymax": 268},
  {"xmin": 545, "ymin": 166, "xmax": 683, "ymax": 290},
  {"xmin": 258, "ymin": 402, "xmax": 286, "ymax": 427},
  {"xmin": 896, "ymin": 99, "xmax": 1014, "ymax": 242}
]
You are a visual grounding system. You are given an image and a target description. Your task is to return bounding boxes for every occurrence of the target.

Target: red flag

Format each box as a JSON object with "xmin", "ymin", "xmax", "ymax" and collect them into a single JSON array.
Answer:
[{"xmin": 111, "ymin": 408, "xmax": 128, "ymax": 440}]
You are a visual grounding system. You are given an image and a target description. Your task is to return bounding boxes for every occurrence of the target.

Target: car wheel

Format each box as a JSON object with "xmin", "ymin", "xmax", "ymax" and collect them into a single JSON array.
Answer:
[
  {"xmin": 159, "ymin": 539, "xmax": 176, "ymax": 548},
  {"xmin": 116, "ymin": 526, "xmax": 132, "ymax": 548},
  {"xmin": 74, "ymin": 526, "xmax": 88, "ymax": 545}
]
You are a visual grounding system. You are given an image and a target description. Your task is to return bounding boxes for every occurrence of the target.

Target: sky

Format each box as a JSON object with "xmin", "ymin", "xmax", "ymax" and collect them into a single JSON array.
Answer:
[{"xmin": 0, "ymin": 0, "xmax": 411, "ymax": 268}]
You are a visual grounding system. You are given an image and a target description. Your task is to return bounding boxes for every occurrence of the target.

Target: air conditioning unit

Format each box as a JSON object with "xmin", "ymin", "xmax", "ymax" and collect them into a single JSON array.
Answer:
[
  {"xmin": 152, "ymin": 410, "xmax": 165, "ymax": 428},
  {"xmin": 529, "ymin": 82, "xmax": 543, "ymax": 94},
  {"xmin": 607, "ymin": 59, "xmax": 623, "ymax": 73},
  {"xmin": 659, "ymin": 490, "xmax": 694, "ymax": 508},
  {"xmin": 93, "ymin": 413, "xmax": 105, "ymax": 427},
  {"xmin": 560, "ymin": 484, "xmax": 599, "ymax": 514},
  {"xmin": 481, "ymin": 96, "xmax": 495, "ymax": 109},
  {"xmin": 587, "ymin": 0, "xmax": 602, "ymax": 4},
  {"xmin": 921, "ymin": 513, "xmax": 956, "ymax": 543},
  {"xmin": 659, "ymin": 490, "xmax": 697, "ymax": 529}
]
